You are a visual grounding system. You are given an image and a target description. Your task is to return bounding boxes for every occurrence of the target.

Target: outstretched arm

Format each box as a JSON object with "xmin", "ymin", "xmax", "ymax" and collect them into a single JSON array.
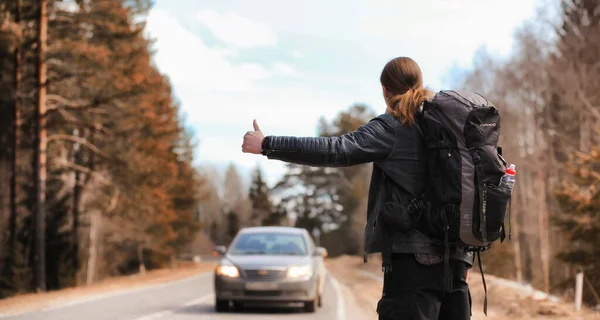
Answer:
[{"xmin": 242, "ymin": 115, "xmax": 397, "ymax": 167}]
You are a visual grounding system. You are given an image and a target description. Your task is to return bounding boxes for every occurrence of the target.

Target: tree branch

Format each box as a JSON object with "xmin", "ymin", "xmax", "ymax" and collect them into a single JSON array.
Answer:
[
  {"xmin": 47, "ymin": 94, "xmax": 90, "ymax": 111},
  {"xmin": 58, "ymin": 161, "xmax": 111, "ymax": 186},
  {"xmin": 47, "ymin": 134, "xmax": 109, "ymax": 159},
  {"xmin": 56, "ymin": 108, "xmax": 112, "ymax": 135},
  {"xmin": 46, "ymin": 88, "xmax": 145, "ymax": 112},
  {"xmin": 107, "ymin": 189, "xmax": 120, "ymax": 213},
  {"xmin": 576, "ymin": 89, "xmax": 600, "ymax": 122}
]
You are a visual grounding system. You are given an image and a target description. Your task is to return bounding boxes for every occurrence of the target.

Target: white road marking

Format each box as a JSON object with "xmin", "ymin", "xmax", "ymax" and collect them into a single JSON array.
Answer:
[
  {"xmin": 0, "ymin": 272, "xmax": 213, "ymax": 318},
  {"xmin": 132, "ymin": 309, "xmax": 172, "ymax": 320},
  {"xmin": 329, "ymin": 274, "xmax": 346, "ymax": 320},
  {"xmin": 182, "ymin": 294, "xmax": 214, "ymax": 307},
  {"xmin": 133, "ymin": 293, "xmax": 214, "ymax": 320},
  {"xmin": 357, "ymin": 269, "xmax": 383, "ymax": 283}
]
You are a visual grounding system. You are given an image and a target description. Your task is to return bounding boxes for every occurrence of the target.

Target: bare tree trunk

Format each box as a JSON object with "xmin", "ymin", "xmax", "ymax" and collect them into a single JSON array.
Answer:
[
  {"xmin": 8, "ymin": 0, "xmax": 22, "ymax": 278},
  {"xmin": 523, "ymin": 167, "xmax": 536, "ymax": 283},
  {"xmin": 579, "ymin": 112, "xmax": 592, "ymax": 152},
  {"xmin": 512, "ymin": 183, "xmax": 523, "ymax": 283},
  {"xmin": 86, "ymin": 212, "xmax": 98, "ymax": 285},
  {"xmin": 536, "ymin": 165, "xmax": 551, "ymax": 293},
  {"xmin": 72, "ymin": 132, "xmax": 81, "ymax": 284},
  {"xmin": 519, "ymin": 168, "xmax": 533, "ymax": 283},
  {"xmin": 33, "ymin": 0, "xmax": 48, "ymax": 292},
  {"xmin": 137, "ymin": 243, "xmax": 145, "ymax": 274},
  {"xmin": 528, "ymin": 98, "xmax": 551, "ymax": 293},
  {"xmin": 170, "ymin": 252, "xmax": 177, "ymax": 269}
]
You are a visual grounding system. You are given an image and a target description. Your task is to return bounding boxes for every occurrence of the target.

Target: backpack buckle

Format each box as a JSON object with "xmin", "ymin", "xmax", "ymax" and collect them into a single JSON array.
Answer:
[{"xmin": 407, "ymin": 198, "xmax": 422, "ymax": 213}]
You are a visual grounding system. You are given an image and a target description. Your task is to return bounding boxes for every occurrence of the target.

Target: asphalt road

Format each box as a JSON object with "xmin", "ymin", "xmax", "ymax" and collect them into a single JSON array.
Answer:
[{"xmin": 1, "ymin": 271, "xmax": 366, "ymax": 320}]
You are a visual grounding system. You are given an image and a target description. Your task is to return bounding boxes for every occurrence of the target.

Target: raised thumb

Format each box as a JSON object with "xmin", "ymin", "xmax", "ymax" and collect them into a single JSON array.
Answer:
[{"xmin": 253, "ymin": 119, "xmax": 261, "ymax": 132}]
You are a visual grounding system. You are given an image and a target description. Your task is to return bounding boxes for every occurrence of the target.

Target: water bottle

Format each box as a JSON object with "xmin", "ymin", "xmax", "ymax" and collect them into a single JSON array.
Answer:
[{"xmin": 500, "ymin": 164, "xmax": 516, "ymax": 191}]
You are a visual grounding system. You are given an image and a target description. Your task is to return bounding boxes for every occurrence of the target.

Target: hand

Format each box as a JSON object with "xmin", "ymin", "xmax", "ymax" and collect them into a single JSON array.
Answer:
[
  {"xmin": 242, "ymin": 119, "xmax": 265, "ymax": 154},
  {"xmin": 465, "ymin": 268, "xmax": 470, "ymax": 282}
]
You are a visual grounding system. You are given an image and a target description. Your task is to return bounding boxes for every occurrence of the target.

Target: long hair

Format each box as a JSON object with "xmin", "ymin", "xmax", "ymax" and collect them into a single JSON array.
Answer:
[{"xmin": 380, "ymin": 57, "xmax": 432, "ymax": 126}]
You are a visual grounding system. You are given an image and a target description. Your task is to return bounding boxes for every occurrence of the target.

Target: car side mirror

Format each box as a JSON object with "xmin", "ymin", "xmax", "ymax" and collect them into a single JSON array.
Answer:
[
  {"xmin": 213, "ymin": 245, "xmax": 227, "ymax": 256},
  {"xmin": 314, "ymin": 247, "xmax": 328, "ymax": 258}
]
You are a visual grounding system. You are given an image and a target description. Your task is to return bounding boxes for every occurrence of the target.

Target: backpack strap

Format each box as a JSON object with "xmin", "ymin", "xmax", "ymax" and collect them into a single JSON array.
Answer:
[
  {"xmin": 413, "ymin": 101, "xmax": 428, "ymax": 138},
  {"xmin": 508, "ymin": 196, "xmax": 512, "ymax": 239},
  {"xmin": 381, "ymin": 216, "xmax": 394, "ymax": 275},
  {"xmin": 414, "ymin": 122, "xmax": 425, "ymax": 139},
  {"xmin": 477, "ymin": 250, "xmax": 489, "ymax": 316},
  {"xmin": 499, "ymin": 146, "xmax": 510, "ymax": 243},
  {"xmin": 472, "ymin": 151, "xmax": 488, "ymax": 244},
  {"xmin": 441, "ymin": 207, "xmax": 451, "ymax": 292},
  {"xmin": 382, "ymin": 245, "xmax": 392, "ymax": 274}
]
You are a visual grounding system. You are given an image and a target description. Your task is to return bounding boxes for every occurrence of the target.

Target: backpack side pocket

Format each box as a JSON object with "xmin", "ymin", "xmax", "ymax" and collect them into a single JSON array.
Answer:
[{"xmin": 482, "ymin": 183, "xmax": 511, "ymax": 241}]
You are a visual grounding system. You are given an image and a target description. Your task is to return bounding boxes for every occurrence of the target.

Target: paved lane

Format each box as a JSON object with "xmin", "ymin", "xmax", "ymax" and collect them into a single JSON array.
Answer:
[
  {"xmin": 137, "ymin": 277, "xmax": 343, "ymax": 320},
  {"xmin": 1, "ymin": 271, "xmax": 364, "ymax": 320}
]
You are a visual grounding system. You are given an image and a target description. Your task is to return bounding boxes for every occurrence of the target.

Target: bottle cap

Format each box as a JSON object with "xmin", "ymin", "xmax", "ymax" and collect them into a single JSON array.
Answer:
[{"xmin": 506, "ymin": 164, "xmax": 516, "ymax": 175}]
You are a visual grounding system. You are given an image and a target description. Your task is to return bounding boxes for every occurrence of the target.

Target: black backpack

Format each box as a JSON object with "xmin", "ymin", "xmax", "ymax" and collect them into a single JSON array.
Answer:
[{"xmin": 416, "ymin": 90, "xmax": 513, "ymax": 315}]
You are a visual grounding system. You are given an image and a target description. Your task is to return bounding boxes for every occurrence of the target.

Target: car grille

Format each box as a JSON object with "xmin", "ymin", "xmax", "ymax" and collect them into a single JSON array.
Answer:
[
  {"xmin": 244, "ymin": 290, "xmax": 282, "ymax": 297},
  {"xmin": 244, "ymin": 269, "xmax": 286, "ymax": 281}
]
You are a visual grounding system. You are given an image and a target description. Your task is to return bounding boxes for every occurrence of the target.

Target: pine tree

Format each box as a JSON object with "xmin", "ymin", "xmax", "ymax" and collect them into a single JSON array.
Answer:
[
  {"xmin": 274, "ymin": 104, "xmax": 375, "ymax": 254},
  {"xmin": 249, "ymin": 166, "xmax": 273, "ymax": 226},
  {"xmin": 263, "ymin": 202, "xmax": 287, "ymax": 227},
  {"xmin": 555, "ymin": 147, "xmax": 600, "ymax": 305},
  {"xmin": 0, "ymin": 0, "xmax": 27, "ymax": 297},
  {"xmin": 222, "ymin": 163, "xmax": 251, "ymax": 227},
  {"xmin": 551, "ymin": 0, "xmax": 600, "ymax": 297},
  {"xmin": 226, "ymin": 211, "xmax": 240, "ymax": 244},
  {"xmin": 224, "ymin": 164, "xmax": 244, "ymax": 208},
  {"xmin": 0, "ymin": 0, "xmax": 204, "ymax": 294},
  {"xmin": 168, "ymin": 128, "xmax": 201, "ymax": 256},
  {"xmin": 44, "ymin": 177, "xmax": 75, "ymax": 290},
  {"xmin": 33, "ymin": 0, "xmax": 48, "ymax": 292}
]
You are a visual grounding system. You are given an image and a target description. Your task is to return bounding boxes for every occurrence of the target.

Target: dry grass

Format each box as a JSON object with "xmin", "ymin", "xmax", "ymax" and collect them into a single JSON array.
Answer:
[
  {"xmin": 326, "ymin": 255, "xmax": 600, "ymax": 320},
  {"xmin": 0, "ymin": 261, "xmax": 217, "ymax": 315}
]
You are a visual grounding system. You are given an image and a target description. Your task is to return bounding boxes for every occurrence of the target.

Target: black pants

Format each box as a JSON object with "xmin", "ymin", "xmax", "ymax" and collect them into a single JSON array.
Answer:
[{"xmin": 377, "ymin": 253, "xmax": 472, "ymax": 320}]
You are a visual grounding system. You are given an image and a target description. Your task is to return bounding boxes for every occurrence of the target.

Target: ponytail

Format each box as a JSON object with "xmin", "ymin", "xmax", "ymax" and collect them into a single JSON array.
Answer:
[{"xmin": 385, "ymin": 87, "xmax": 432, "ymax": 126}]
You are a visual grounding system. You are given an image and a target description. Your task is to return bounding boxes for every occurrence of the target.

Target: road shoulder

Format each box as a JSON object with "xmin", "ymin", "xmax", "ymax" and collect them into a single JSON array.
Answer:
[
  {"xmin": 326, "ymin": 257, "xmax": 381, "ymax": 319},
  {"xmin": 329, "ymin": 272, "xmax": 375, "ymax": 320},
  {"xmin": 326, "ymin": 255, "xmax": 600, "ymax": 320},
  {"xmin": 0, "ymin": 262, "xmax": 216, "ymax": 317}
]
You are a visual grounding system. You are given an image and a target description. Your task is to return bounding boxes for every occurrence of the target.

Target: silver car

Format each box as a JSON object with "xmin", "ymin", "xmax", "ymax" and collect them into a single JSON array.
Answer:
[{"xmin": 213, "ymin": 226, "xmax": 328, "ymax": 313}]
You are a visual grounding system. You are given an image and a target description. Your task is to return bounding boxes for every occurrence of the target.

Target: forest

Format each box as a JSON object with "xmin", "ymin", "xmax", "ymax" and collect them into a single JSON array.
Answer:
[{"xmin": 0, "ymin": 0, "xmax": 598, "ymax": 308}]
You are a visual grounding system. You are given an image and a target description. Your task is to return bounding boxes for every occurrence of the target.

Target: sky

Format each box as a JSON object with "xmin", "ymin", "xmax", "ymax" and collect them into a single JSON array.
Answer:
[{"xmin": 144, "ymin": 0, "xmax": 540, "ymax": 188}]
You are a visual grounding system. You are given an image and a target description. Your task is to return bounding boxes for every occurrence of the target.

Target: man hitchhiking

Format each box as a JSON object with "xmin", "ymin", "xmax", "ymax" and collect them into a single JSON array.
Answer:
[{"xmin": 242, "ymin": 57, "xmax": 514, "ymax": 319}]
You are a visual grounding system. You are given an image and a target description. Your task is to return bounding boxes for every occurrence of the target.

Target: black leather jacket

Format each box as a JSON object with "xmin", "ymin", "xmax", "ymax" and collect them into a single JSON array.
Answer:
[{"xmin": 261, "ymin": 113, "xmax": 473, "ymax": 266}]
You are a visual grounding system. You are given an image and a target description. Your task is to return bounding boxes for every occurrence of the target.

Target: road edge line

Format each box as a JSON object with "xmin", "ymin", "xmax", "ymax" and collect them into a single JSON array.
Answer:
[
  {"xmin": 328, "ymin": 272, "xmax": 347, "ymax": 320},
  {"xmin": 133, "ymin": 293, "xmax": 214, "ymax": 320},
  {"xmin": 0, "ymin": 272, "xmax": 213, "ymax": 318},
  {"xmin": 357, "ymin": 269, "xmax": 383, "ymax": 283}
]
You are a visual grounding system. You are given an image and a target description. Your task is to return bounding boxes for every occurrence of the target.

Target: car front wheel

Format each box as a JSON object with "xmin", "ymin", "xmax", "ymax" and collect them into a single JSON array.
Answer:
[
  {"xmin": 304, "ymin": 299, "xmax": 316, "ymax": 313},
  {"xmin": 304, "ymin": 291, "xmax": 319, "ymax": 313},
  {"xmin": 215, "ymin": 299, "xmax": 229, "ymax": 312}
]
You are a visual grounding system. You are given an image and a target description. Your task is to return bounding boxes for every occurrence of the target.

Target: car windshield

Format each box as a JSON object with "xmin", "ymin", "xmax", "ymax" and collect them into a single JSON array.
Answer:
[{"xmin": 229, "ymin": 232, "xmax": 308, "ymax": 256}]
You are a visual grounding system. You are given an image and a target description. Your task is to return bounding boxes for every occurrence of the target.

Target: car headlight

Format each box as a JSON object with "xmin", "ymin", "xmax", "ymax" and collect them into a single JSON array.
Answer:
[
  {"xmin": 287, "ymin": 265, "xmax": 313, "ymax": 278},
  {"xmin": 216, "ymin": 265, "xmax": 239, "ymax": 278}
]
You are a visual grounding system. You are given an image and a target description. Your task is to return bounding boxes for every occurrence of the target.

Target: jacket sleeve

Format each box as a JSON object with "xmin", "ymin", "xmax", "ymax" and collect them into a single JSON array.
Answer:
[{"xmin": 261, "ymin": 115, "xmax": 397, "ymax": 167}]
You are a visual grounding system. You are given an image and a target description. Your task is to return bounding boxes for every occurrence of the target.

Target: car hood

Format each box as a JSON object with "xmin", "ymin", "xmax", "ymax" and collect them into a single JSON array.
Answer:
[{"xmin": 224, "ymin": 254, "xmax": 311, "ymax": 269}]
